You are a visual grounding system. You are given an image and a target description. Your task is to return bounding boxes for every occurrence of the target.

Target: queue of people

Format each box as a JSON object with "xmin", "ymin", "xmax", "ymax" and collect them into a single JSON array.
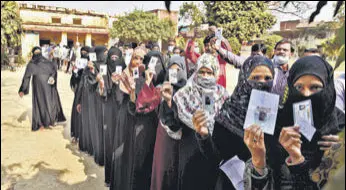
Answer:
[{"xmin": 19, "ymin": 27, "xmax": 345, "ymax": 190}]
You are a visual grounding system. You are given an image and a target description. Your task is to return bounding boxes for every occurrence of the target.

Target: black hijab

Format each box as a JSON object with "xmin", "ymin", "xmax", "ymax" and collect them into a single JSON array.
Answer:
[
  {"xmin": 31, "ymin": 46, "xmax": 45, "ymax": 64},
  {"xmin": 276, "ymin": 56, "xmax": 339, "ymax": 137},
  {"xmin": 215, "ymin": 55, "xmax": 275, "ymax": 137},
  {"xmin": 80, "ymin": 46, "xmax": 90, "ymax": 60},
  {"xmin": 94, "ymin": 46, "xmax": 107, "ymax": 70},
  {"xmin": 143, "ymin": 50, "xmax": 166, "ymax": 86},
  {"xmin": 164, "ymin": 55, "xmax": 187, "ymax": 92},
  {"xmin": 103, "ymin": 47, "xmax": 126, "ymax": 93},
  {"xmin": 106, "ymin": 47, "xmax": 125, "ymax": 73}
]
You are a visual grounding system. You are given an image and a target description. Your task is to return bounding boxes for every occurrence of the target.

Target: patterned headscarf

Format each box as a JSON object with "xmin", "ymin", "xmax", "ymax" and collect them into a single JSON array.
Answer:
[
  {"xmin": 119, "ymin": 47, "xmax": 146, "ymax": 94},
  {"xmin": 215, "ymin": 55, "xmax": 275, "ymax": 138},
  {"xmin": 173, "ymin": 53, "xmax": 229, "ymax": 134}
]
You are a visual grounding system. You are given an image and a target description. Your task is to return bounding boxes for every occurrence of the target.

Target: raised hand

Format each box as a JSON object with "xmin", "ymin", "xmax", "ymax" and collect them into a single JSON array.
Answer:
[
  {"xmin": 145, "ymin": 69, "xmax": 154, "ymax": 86},
  {"xmin": 244, "ymin": 125, "xmax": 266, "ymax": 173},
  {"xmin": 193, "ymin": 110, "xmax": 209, "ymax": 137},
  {"xmin": 279, "ymin": 126, "xmax": 304, "ymax": 164},
  {"xmin": 161, "ymin": 82, "xmax": 173, "ymax": 107}
]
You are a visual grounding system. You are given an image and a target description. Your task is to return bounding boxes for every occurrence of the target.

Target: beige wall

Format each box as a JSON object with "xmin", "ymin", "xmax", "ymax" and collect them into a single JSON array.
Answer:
[
  {"xmin": 20, "ymin": 9, "xmax": 108, "ymax": 27},
  {"xmin": 21, "ymin": 32, "xmax": 40, "ymax": 62}
]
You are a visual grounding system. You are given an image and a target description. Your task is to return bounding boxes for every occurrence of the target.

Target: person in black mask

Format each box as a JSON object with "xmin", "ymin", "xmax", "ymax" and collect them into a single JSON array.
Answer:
[
  {"xmin": 244, "ymin": 56, "xmax": 344, "ymax": 189},
  {"xmin": 91, "ymin": 46, "xmax": 108, "ymax": 166},
  {"xmin": 151, "ymin": 55, "xmax": 187, "ymax": 190},
  {"xmin": 70, "ymin": 46, "xmax": 90, "ymax": 143},
  {"xmin": 194, "ymin": 55, "xmax": 275, "ymax": 190},
  {"xmin": 98, "ymin": 47, "xmax": 126, "ymax": 187},
  {"xmin": 18, "ymin": 46, "xmax": 66, "ymax": 131}
]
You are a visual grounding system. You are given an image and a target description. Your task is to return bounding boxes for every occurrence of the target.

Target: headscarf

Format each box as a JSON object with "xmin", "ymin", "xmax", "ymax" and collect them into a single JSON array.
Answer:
[
  {"xmin": 107, "ymin": 47, "xmax": 125, "ymax": 73},
  {"xmin": 80, "ymin": 46, "xmax": 90, "ymax": 60},
  {"xmin": 185, "ymin": 39, "xmax": 201, "ymax": 70},
  {"xmin": 143, "ymin": 50, "xmax": 166, "ymax": 86},
  {"xmin": 93, "ymin": 46, "xmax": 107, "ymax": 70},
  {"xmin": 165, "ymin": 55, "xmax": 187, "ymax": 92},
  {"xmin": 173, "ymin": 53, "xmax": 228, "ymax": 134},
  {"xmin": 70, "ymin": 46, "xmax": 91, "ymax": 90},
  {"xmin": 119, "ymin": 47, "xmax": 146, "ymax": 95},
  {"xmin": 215, "ymin": 55, "xmax": 275, "ymax": 138},
  {"xmin": 31, "ymin": 46, "xmax": 44, "ymax": 64},
  {"xmin": 103, "ymin": 47, "xmax": 126, "ymax": 93},
  {"xmin": 276, "ymin": 56, "xmax": 339, "ymax": 137}
]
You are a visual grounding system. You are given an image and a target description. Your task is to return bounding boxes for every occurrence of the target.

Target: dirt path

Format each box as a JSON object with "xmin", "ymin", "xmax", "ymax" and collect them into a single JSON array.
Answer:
[
  {"xmin": 0, "ymin": 65, "xmax": 240, "ymax": 190},
  {"xmin": 1, "ymin": 68, "xmax": 108, "ymax": 190}
]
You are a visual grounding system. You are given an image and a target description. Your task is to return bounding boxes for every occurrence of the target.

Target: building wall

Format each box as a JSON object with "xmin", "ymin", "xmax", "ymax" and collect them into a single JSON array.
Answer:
[
  {"xmin": 280, "ymin": 20, "xmax": 300, "ymax": 31},
  {"xmin": 21, "ymin": 32, "xmax": 40, "ymax": 61},
  {"xmin": 20, "ymin": 9, "xmax": 108, "ymax": 27}
]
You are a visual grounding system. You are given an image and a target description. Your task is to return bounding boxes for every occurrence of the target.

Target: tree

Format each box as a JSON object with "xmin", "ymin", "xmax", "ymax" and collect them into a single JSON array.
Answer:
[
  {"xmin": 266, "ymin": 1, "xmax": 312, "ymax": 18},
  {"xmin": 204, "ymin": 1, "xmax": 276, "ymax": 43},
  {"xmin": 110, "ymin": 10, "xmax": 175, "ymax": 43},
  {"xmin": 179, "ymin": 2, "xmax": 206, "ymax": 29},
  {"xmin": 1, "ymin": 1, "xmax": 22, "ymax": 49},
  {"xmin": 263, "ymin": 34, "xmax": 283, "ymax": 58}
]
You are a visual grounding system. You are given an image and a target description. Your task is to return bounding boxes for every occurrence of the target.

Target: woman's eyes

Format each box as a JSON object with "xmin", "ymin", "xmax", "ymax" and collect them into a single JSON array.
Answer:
[
  {"xmin": 295, "ymin": 85, "xmax": 303, "ymax": 91},
  {"xmin": 310, "ymin": 85, "xmax": 323, "ymax": 92},
  {"xmin": 251, "ymin": 76, "xmax": 260, "ymax": 80},
  {"xmin": 265, "ymin": 76, "xmax": 273, "ymax": 81}
]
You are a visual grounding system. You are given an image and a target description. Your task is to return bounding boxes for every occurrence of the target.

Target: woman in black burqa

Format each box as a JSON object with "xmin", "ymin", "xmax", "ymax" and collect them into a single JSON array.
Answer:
[
  {"xmin": 19, "ymin": 46, "xmax": 66, "ymax": 131},
  {"xmin": 70, "ymin": 46, "xmax": 90, "ymax": 143},
  {"xmin": 99, "ymin": 46, "xmax": 126, "ymax": 186},
  {"xmin": 244, "ymin": 56, "xmax": 344, "ymax": 189}
]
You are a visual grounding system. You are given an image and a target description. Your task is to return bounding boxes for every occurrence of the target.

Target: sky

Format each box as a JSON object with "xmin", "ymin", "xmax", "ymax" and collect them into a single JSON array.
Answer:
[{"xmin": 20, "ymin": 1, "xmax": 338, "ymax": 31}]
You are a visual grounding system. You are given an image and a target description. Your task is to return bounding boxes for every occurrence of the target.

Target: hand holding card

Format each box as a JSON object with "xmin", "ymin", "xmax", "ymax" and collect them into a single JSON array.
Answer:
[
  {"xmin": 169, "ymin": 69, "xmax": 178, "ymax": 84},
  {"xmin": 89, "ymin": 52, "xmax": 97, "ymax": 62},
  {"xmin": 100, "ymin": 64, "xmax": 107, "ymax": 76},
  {"xmin": 244, "ymin": 89, "xmax": 280, "ymax": 135},
  {"xmin": 293, "ymin": 100, "xmax": 316, "ymax": 141}
]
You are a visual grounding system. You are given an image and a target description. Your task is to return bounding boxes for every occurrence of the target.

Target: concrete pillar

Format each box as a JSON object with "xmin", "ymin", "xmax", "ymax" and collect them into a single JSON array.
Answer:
[
  {"xmin": 86, "ymin": 33, "xmax": 92, "ymax": 47},
  {"xmin": 61, "ymin": 32, "xmax": 67, "ymax": 46}
]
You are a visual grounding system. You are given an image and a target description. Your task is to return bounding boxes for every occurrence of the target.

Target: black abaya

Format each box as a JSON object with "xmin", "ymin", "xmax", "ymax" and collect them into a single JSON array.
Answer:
[{"xmin": 19, "ymin": 56, "xmax": 66, "ymax": 131}]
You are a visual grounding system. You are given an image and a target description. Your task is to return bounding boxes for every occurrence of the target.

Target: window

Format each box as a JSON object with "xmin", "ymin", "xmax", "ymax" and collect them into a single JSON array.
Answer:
[
  {"xmin": 52, "ymin": 17, "xmax": 61, "ymax": 24},
  {"xmin": 73, "ymin": 18, "xmax": 82, "ymax": 25}
]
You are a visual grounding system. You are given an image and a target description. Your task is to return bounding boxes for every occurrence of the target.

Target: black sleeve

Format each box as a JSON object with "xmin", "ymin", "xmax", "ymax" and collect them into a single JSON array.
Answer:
[{"xmin": 19, "ymin": 63, "xmax": 32, "ymax": 95}]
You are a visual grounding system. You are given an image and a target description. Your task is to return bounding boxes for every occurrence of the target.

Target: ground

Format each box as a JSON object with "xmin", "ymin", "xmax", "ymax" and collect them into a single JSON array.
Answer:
[{"xmin": 0, "ymin": 64, "xmax": 239, "ymax": 190}]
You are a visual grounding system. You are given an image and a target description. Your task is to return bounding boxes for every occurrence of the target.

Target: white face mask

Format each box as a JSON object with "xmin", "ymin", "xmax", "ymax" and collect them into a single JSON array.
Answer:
[{"xmin": 273, "ymin": 55, "xmax": 289, "ymax": 65}]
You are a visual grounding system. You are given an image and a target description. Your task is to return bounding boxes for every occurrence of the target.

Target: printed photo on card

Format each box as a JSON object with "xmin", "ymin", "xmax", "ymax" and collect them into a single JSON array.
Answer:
[
  {"xmin": 169, "ymin": 69, "xmax": 178, "ymax": 84},
  {"xmin": 216, "ymin": 28, "xmax": 223, "ymax": 39},
  {"xmin": 133, "ymin": 67, "xmax": 139, "ymax": 79},
  {"xmin": 89, "ymin": 52, "xmax": 97, "ymax": 62},
  {"xmin": 76, "ymin": 58, "xmax": 88, "ymax": 69},
  {"xmin": 244, "ymin": 89, "xmax": 280, "ymax": 135},
  {"xmin": 116, "ymin": 66, "xmax": 122, "ymax": 75},
  {"xmin": 148, "ymin": 57, "xmax": 158, "ymax": 69},
  {"xmin": 202, "ymin": 91, "xmax": 215, "ymax": 114},
  {"xmin": 293, "ymin": 99, "xmax": 316, "ymax": 141},
  {"xmin": 100, "ymin": 64, "xmax": 107, "ymax": 76}
]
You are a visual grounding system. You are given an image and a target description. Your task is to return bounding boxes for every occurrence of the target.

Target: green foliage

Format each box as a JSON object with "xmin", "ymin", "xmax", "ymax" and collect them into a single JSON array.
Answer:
[
  {"xmin": 204, "ymin": 1, "xmax": 276, "ymax": 42},
  {"xmin": 179, "ymin": 2, "xmax": 206, "ymax": 28},
  {"xmin": 175, "ymin": 37, "xmax": 187, "ymax": 50},
  {"xmin": 334, "ymin": 21, "xmax": 345, "ymax": 70},
  {"xmin": 1, "ymin": 1, "xmax": 23, "ymax": 48},
  {"xmin": 228, "ymin": 37, "xmax": 241, "ymax": 55},
  {"xmin": 263, "ymin": 34, "xmax": 283, "ymax": 58},
  {"xmin": 110, "ymin": 10, "xmax": 175, "ymax": 43}
]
